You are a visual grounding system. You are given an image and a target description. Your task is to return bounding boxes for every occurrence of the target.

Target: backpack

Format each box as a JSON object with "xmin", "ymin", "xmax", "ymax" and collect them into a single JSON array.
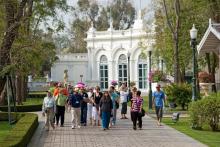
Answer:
[{"xmin": 127, "ymin": 91, "xmax": 132, "ymax": 102}]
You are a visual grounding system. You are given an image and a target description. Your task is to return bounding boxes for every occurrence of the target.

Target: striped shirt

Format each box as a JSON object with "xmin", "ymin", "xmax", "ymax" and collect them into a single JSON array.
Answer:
[{"xmin": 131, "ymin": 97, "xmax": 143, "ymax": 112}]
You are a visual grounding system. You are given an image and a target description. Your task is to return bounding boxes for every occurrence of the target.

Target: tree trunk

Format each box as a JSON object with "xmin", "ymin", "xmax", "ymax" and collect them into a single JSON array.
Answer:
[
  {"xmin": 21, "ymin": 76, "xmax": 28, "ymax": 102},
  {"xmin": 211, "ymin": 53, "xmax": 217, "ymax": 92},
  {"xmin": 0, "ymin": 79, "xmax": 7, "ymax": 105},
  {"xmin": 16, "ymin": 75, "xmax": 22, "ymax": 105},
  {"xmin": 174, "ymin": 36, "xmax": 180, "ymax": 83}
]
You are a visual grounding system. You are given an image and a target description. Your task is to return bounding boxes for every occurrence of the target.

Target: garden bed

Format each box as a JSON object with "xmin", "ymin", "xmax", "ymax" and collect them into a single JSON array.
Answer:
[{"xmin": 0, "ymin": 112, "xmax": 38, "ymax": 147}]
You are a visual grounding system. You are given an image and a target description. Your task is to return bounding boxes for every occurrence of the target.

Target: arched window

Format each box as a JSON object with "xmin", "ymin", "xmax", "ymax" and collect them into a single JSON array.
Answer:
[
  {"xmin": 118, "ymin": 54, "xmax": 127, "ymax": 85},
  {"xmin": 138, "ymin": 55, "xmax": 147, "ymax": 89},
  {"xmin": 99, "ymin": 55, "xmax": 108, "ymax": 89}
]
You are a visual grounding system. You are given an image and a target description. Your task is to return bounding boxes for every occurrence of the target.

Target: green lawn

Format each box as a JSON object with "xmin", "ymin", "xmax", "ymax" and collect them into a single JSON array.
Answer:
[
  {"xmin": 163, "ymin": 117, "xmax": 220, "ymax": 147},
  {"xmin": 0, "ymin": 121, "xmax": 14, "ymax": 142}
]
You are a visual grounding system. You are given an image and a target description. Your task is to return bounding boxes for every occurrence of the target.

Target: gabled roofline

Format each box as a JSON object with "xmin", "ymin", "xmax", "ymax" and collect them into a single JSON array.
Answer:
[
  {"xmin": 197, "ymin": 19, "xmax": 220, "ymax": 54},
  {"xmin": 197, "ymin": 25, "xmax": 212, "ymax": 53}
]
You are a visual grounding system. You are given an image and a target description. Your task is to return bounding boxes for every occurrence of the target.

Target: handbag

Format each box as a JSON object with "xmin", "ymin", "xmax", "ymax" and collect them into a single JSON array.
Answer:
[{"xmin": 139, "ymin": 108, "xmax": 145, "ymax": 117}]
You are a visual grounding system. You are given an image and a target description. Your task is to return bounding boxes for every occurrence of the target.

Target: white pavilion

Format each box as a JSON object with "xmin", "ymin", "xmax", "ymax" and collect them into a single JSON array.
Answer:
[{"xmin": 51, "ymin": 10, "xmax": 157, "ymax": 92}]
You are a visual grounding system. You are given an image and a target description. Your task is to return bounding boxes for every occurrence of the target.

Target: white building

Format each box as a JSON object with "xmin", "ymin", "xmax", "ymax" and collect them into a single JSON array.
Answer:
[{"xmin": 51, "ymin": 10, "xmax": 155, "ymax": 92}]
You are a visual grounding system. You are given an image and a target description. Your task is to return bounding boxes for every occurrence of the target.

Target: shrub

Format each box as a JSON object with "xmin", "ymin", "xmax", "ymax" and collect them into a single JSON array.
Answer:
[
  {"xmin": 0, "ymin": 112, "xmax": 38, "ymax": 147},
  {"xmin": 189, "ymin": 94, "xmax": 220, "ymax": 131},
  {"xmin": 164, "ymin": 83, "xmax": 192, "ymax": 110}
]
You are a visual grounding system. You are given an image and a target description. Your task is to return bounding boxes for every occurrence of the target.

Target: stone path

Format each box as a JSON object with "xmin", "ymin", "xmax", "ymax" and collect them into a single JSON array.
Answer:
[{"xmin": 28, "ymin": 109, "xmax": 207, "ymax": 147}]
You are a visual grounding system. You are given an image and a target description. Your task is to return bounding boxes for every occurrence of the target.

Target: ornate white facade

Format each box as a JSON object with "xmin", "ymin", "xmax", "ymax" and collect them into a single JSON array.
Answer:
[{"xmin": 51, "ymin": 10, "xmax": 155, "ymax": 92}]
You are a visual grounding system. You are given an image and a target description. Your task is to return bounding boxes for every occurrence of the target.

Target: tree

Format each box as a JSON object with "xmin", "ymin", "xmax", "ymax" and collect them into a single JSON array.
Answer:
[
  {"xmin": 110, "ymin": 0, "xmax": 135, "ymax": 30},
  {"xmin": 0, "ymin": 0, "xmax": 68, "ymax": 105},
  {"xmin": 162, "ymin": 0, "xmax": 181, "ymax": 83}
]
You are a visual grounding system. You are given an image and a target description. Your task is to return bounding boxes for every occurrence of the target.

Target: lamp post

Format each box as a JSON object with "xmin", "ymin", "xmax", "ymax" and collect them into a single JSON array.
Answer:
[
  {"xmin": 80, "ymin": 75, "xmax": 83, "ymax": 82},
  {"xmin": 190, "ymin": 24, "xmax": 198, "ymax": 101},
  {"xmin": 127, "ymin": 51, "xmax": 131, "ymax": 92},
  {"xmin": 148, "ymin": 47, "xmax": 153, "ymax": 110}
]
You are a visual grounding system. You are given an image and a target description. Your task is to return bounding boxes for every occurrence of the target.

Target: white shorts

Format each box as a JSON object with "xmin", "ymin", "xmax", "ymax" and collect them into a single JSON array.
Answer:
[
  {"xmin": 87, "ymin": 103, "xmax": 93, "ymax": 119},
  {"xmin": 92, "ymin": 106, "xmax": 98, "ymax": 120}
]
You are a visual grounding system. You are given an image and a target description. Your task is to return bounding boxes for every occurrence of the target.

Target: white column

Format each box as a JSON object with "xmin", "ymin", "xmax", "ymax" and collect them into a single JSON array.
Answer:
[{"xmin": 108, "ymin": 60, "xmax": 114, "ymax": 86}]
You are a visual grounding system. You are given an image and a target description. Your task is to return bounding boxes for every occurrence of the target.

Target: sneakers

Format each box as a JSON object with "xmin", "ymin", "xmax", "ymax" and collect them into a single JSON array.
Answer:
[
  {"xmin": 77, "ymin": 125, "xmax": 81, "ymax": 128},
  {"xmin": 71, "ymin": 125, "xmax": 75, "ymax": 129},
  {"xmin": 133, "ymin": 126, "xmax": 137, "ymax": 130}
]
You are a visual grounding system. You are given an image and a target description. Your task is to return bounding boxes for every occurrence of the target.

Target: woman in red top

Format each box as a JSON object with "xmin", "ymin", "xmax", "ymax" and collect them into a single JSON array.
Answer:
[{"xmin": 130, "ymin": 90, "xmax": 143, "ymax": 130}]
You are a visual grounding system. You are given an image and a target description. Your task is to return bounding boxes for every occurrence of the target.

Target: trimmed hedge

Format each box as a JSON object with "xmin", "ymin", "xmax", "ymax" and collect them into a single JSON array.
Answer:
[
  {"xmin": 0, "ymin": 112, "xmax": 38, "ymax": 147},
  {"xmin": 28, "ymin": 93, "xmax": 46, "ymax": 98},
  {"xmin": 0, "ymin": 104, "xmax": 42, "ymax": 112}
]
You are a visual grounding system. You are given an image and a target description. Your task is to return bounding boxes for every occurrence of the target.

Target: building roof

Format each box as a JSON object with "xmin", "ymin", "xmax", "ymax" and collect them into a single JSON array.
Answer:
[{"xmin": 197, "ymin": 19, "xmax": 220, "ymax": 54}]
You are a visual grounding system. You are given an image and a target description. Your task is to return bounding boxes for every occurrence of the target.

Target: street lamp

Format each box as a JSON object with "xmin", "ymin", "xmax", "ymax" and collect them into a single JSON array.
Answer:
[
  {"xmin": 80, "ymin": 75, "xmax": 83, "ymax": 82},
  {"xmin": 190, "ymin": 24, "xmax": 198, "ymax": 101},
  {"xmin": 148, "ymin": 47, "xmax": 153, "ymax": 110},
  {"xmin": 127, "ymin": 51, "xmax": 131, "ymax": 92}
]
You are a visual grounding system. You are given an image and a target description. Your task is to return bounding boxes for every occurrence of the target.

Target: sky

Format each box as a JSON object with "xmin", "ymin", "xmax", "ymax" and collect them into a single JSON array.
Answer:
[{"xmin": 49, "ymin": 0, "xmax": 152, "ymax": 36}]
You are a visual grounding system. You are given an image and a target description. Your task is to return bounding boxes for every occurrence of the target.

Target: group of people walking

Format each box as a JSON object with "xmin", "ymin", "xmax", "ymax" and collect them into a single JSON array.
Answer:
[{"xmin": 42, "ymin": 82, "xmax": 165, "ymax": 131}]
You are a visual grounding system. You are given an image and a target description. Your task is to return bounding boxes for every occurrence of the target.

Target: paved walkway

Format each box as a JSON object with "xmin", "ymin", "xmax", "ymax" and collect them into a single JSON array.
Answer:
[{"xmin": 28, "ymin": 109, "xmax": 206, "ymax": 147}]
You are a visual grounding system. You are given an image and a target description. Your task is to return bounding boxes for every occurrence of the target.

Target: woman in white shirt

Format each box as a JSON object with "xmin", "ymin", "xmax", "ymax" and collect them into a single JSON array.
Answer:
[{"xmin": 119, "ymin": 83, "xmax": 128, "ymax": 119}]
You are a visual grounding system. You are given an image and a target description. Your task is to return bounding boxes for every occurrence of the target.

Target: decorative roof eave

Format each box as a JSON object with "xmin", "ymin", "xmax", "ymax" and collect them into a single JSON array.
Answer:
[{"xmin": 197, "ymin": 19, "xmax": 220, "ymax": 55}]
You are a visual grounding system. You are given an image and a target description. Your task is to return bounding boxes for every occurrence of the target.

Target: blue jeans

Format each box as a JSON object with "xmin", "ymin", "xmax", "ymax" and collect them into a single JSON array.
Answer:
[
  {"xmin": 112, "ymin": 108, "xmax": 117, "ymax": 125},
  {"xmin": 81, "ymin": 106, "xmax": 87, "ymax": 124},
  {"xmin": 102, "ymin": 111, "xmax": 111, "ymax": 129}
]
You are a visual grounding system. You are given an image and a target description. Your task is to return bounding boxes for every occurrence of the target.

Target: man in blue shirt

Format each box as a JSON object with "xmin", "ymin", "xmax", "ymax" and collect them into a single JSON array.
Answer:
[
  {"xmin": 153, "ymin": 84, "xmax": 165, "ymax": 126},
  {"xmin": 69, "ymin": 88, "xmax": 83, "ymax": 129}
]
